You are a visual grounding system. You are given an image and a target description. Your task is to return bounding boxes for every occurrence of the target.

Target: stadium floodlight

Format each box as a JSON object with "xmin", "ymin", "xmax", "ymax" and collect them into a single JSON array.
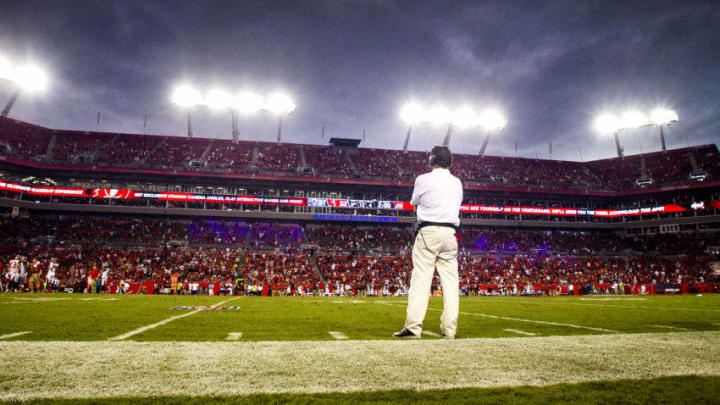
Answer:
[
  {"xmin": 427, "ymin": 105, "xmax": 453, "ymax": 126},
  {"xmin": 205, "ymin": 88, "xmax": 236, "ymax": 142},
  {"xmin": 0, "ymin": 56, "xmax": 11, "ymax": 81},
  {"xmin": 171, "ymin": 85, "xmax": 203, "ymax": 138},
  {"xmin": 594, "ymin": 107, "xmax": 680, "ymax": 156},
  {"xmin": 593, "ymin": 113, "xmax": 621, "ymax": 134},
  {"xmin": 452, "ymin": 106, "xmax": 480, "ymax": 129},
  {"xmin": 593, "ymin": 113, "xmax": 625, "ymax": 158},
  {"xmin": 650, "ymin": 108, "xmax": 678, "ymax": 126},
  {"xmin": 235, "ymin": 91, "xmax": 264, "ymax": 114},
  {"xmin": 171, "ymin": 85, "xmax": 298, "ymax": 142},
  {"xmin": 266, "ymin": 93, "xmax": 296, "ymax": 115},
  {"xmin": 265, "ymin": 92, "xmax": 296, "ymax": 142},
  {"xmin": 650, "ymin": 108, "xmax": 678, "ymax": 151},
  {"xmin": 11, "ymin": 64, "xmax": 48, "ymax": 93},
  {"xmin": 478, "ymin": 109, "xmax": 507, "ymax": 131},
  {"xmin": 399, "ymin": 103, "xmax": 424, "ymax": 125},
  {"xmin": 205, "ymin": 89, "xmax": 232, "ymax": 110},
  {"xmin": 619, "ymin": 111, "xmax": 648, "ymax": 129},
  {"xmin": 477, "ymin": 109, "xmax": 507, "ymax": 156},
  {"xmin": 398, "ymin": 102, "xmax": 507, "ymax": 150},
  {"xmin": 0, "ymin": 58, "xmax": 50, "ymax": 118},
  {"xmin": 425, "ymin": 105, "xmax": 456, "ymax": 146},
  {"xmin": 400, "ymin": 102, "xmax": 425, "ymax": 151},
  {"xmin": 171, "ymin": 85, "xmax": 203, "ymax": 108},
  {"xmin": 232, "ymin": 91, "xmax": 264, "ymax": 144}
]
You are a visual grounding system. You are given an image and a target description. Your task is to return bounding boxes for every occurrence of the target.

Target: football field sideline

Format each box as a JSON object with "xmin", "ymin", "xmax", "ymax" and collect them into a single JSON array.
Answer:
[{"xmin": 1, "ymin": 331, "xmax": 718, "ymax": 401}]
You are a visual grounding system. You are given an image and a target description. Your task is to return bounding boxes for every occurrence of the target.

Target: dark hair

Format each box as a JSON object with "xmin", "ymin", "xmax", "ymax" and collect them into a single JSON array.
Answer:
[{"xmin": 430, "ymin": 146, "xmax": 452, "ymax": 168}]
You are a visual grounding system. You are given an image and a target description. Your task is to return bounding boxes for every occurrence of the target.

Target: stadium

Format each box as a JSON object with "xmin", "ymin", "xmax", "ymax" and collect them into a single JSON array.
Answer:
[{"xmin": 2, "ymin": 2, "xmax": 720, "ymax": 404}]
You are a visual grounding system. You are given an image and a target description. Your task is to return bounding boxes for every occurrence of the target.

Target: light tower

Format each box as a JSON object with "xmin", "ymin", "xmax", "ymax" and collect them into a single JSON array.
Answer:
[
  {"xmin": 172, "ymin": 85, "xmax": 296, "ymax": 142},
  {"xmin": 650, "ymin": 108, "xmax": 679, "ymax": 151},
  {"xmin": 476, "ymin": 109, "xmax": 507, "ymax": 156},
  {"xmin": 398, "ymin": 102, "xmax": 506, "ymax": 152},
  {"xmin": 593, "ymin": 108, "xmax": 679, "ymax": 158},
  {"xmin": 426, "ymin": 105, "xmax": 454, "ymax": 146},
  {"xmin": 265, "ymin": 93, "xmax": 297, "ymax": 143},
  {"xmin": 0, "ymin": 57, "xmax": 48, "ymax": 118},
  {"xmin": 205, "ymin": 88, "xmax": 237, "ymax": 142},
  {"xmin": 399, "ymin": 103, "xmax": 423, "ymax": 151},
  {"xmin": 234, "ymin": 91, "xmax": 264, "ymax": 143},
  {"xmin": 171, "ymin": 85, "xmax": 203, "ymax": 138}
]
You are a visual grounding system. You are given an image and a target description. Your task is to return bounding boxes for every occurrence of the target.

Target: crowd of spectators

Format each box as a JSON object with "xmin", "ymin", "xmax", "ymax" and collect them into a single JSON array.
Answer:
[
  {"xmin": 144, "ymin": 137, "xmax": 209, "ymax": 169},
  {"xmin": 0, "ymin": 214, "xmax": 717, "ymax": 295},
  {"xmin": 94, "ymin": 133, "xmax": 156, "ymax": 165},
  {"xmin": 394, "ymin": 151, "xmax": 431, "ymax": 179},
  {"xmin": 351, "ymin": 149, "xmax": 399, "ymax": 178},
  {"xmin": 204, "ymin": 141, "xmax": 254, "ymax": 172},
  {"xmin": 255, "ymin": 144, "xmax": 299, "ymax": 172},
  {"xmin": 458, "ymin": 229, "xmax": 716, "ymax": 255},
  {"xmin": 697, "ymin": 145, "xmax": 720, "ymax": 178},
  {"xmin": 472, "ymin": 156, "xmax": 599, "ymax": 189},
  {"xmin": 303, "ymin": 146, "xmax": 354, "ymax": 177},
  {"xmin": 2, "ymin": 116, "xmax": 718, "ymax": 191},
  {"xmin": 1, "ymin": 215, "xmax": 716, "ymax": 256},
  {"xmin": 644, "ymin": 149, "xmax": 695, "ymax": 186},
  {"xmin": 0, "ymin": 117, "xmax": 50, "ymax": 160},
  {"xmin": 316, "ymin": 254, "xmax": 403, "ymax": 295},
  {"xmin": 51, "ymin": 131, "xmax": 111, "ymax": 163},
  {"xmin": 305, "ymin": 225, "xmax": 410, "ymax": 253},
  {"xmin": 242, "ymin": 252, "xmax": 319, "ymax": 294}
]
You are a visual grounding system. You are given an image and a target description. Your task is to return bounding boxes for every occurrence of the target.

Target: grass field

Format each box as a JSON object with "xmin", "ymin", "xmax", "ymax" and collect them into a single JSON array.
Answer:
[{"xmin": 1, "ymin": 293, "xmax": 720, "ymax": 403}]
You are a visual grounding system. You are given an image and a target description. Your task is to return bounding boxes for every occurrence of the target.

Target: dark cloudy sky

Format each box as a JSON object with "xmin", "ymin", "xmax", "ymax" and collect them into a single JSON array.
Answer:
[{"xmin": 0, "ymin": 0, "xmax": 718, "ymax": 161}]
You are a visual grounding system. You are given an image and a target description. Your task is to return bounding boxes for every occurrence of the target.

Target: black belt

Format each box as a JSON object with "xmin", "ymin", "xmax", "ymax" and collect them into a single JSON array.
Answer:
[{"xmin": 415, "ymin": 221, "xmax": 458, "ymax": 236}]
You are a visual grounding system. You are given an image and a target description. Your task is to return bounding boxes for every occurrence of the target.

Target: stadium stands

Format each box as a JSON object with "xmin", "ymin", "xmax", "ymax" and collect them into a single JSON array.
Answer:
[
  {"xmin": 51, "ymin": 131, "xmax": 112, "ymax": 164},
  {"xmin": 2, "ymin": 116, "xmax": 719, "ymax": 191},
  {"xmin": 255, "ymin": 143, "xmax": 299, "ymax": 172},
  {"xmin": 303, "ymin": 145, "xmax": 355, "ymax": 177},
  {"xmin": 0, "ymin": 118, "xmax": 50, "ymax": 160},
  {"xmin": 1, "ymin": 215, "xmax": 717, "ymax": 295},
  {"xmin": 305, "ymin": 224, "xmax": 410, "ymax": 253},
  {"xmin": 204, "ymin": 141, "xmax": 254, "ymax": 172},
  {"xmin": 352, "ymin": 148, "xmax": 400, "ymax": 178},
  {"xmin": 95, "ymin": 133, "xmax": 157, "ymax": 165},
  {"xmin": 145, "ymin": 137, "xmax": 209, "ymax": 169},
  {"xmin": 243, "ymin": 252, "xmax": 319, "ymax": 293}
]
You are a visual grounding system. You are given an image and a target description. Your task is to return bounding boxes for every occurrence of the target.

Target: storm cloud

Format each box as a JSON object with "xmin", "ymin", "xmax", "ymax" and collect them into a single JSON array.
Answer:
[{"xmin": 0, "ymin": 0, "xmax": 718, "ymax": 161}]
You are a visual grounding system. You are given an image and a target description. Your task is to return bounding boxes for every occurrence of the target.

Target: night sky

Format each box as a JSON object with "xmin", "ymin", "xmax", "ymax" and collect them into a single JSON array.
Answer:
[{"xmin": 0, "ymin": 0, "xmax": 718, "ymax": 161}]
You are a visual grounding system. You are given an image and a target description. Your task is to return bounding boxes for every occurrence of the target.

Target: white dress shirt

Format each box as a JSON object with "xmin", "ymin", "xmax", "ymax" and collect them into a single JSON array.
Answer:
[{"xmin": 410, "ymin": 168, "xmax": 463, "ymax": 226}]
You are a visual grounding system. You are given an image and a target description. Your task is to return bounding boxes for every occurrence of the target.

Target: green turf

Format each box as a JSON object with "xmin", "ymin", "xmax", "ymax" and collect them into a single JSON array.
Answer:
[
  {"xmin": 2, "ymin": 375, "xmax": 718, "ymax": 405},
  {"xmin": 1, "ymin": 293, "xmax": 719, "ymax": 341}
]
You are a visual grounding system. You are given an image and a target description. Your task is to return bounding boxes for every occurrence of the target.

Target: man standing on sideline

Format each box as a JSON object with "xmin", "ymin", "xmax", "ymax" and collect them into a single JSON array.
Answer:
[{"xmin": 394, "ymin": 146, "xmax": 463, "ymax": 339}]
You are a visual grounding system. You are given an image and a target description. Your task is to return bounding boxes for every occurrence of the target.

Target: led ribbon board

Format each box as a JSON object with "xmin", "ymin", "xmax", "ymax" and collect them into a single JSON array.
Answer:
[{"xmin": 0, "ymin": 178, "xmax": 690, "ymax": 217}]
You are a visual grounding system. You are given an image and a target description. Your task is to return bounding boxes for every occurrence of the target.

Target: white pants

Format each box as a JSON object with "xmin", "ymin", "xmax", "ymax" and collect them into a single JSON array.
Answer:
[{"xmin": 404, "ymin": 226, "xmax": 459, "ymax": 338}]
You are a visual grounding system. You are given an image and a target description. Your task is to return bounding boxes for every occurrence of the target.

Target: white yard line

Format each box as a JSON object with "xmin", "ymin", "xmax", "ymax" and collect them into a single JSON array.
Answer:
[
  {"xmin": 109, "ymin": 297, "xmax": 239, "ymax": 341},
  {"xmin": 422, "ymin": 330, "xmax": 442, "ymax": 337},
  {"xmin": 648, "ymin": 325, "xmax": 689, "ymax": 331},
  {"xmin": 504, "ymin": 329, "xmax": 536, "ymax": 336},
  {"xmin": 328, "ymin": 331, "xmax": 348, "ymax": 340},
  {"xmin": 226, "ymin": 332, "xmax": 243, "ymax": 341},
  {"xmin": 0, "ymin": 331, "xmax": 31, "ymax": 340},
  {"xmin": 376, "ymin": 302, "xmax": 618, "ymax": 333}
]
